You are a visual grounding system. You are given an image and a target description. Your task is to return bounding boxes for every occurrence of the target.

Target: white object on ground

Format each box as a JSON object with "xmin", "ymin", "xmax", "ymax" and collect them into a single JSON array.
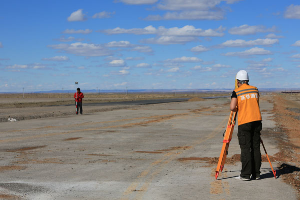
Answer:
[{"xmin": 8, "ymin": 117, "xmax": 17, "ymax": 122}]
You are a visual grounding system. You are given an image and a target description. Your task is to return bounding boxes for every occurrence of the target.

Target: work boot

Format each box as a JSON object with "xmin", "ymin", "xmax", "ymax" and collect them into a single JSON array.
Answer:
[
  {"xmin": 251, "ymin": 174, "xmax": 260, "ymax": 180},
  {"xmin": 235, "ymin": 176, "xmax": 250, "ymax": 181}
]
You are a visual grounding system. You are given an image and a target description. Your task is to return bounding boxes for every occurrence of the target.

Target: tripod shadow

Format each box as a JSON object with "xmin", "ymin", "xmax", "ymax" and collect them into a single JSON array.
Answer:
[
  {"xmin": 219, "ymin": 163, "xmax": 300, "ymax": 180},
  {"xmin": 275, "ymin": 163, "xmax": 300, "ymax": 178}
]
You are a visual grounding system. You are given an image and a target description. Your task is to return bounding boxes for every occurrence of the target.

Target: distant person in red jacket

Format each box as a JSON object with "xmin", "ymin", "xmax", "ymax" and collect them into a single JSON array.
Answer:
[{"xmin": 74, "ymin": 88, "xmax": 84, "ymax": 114}]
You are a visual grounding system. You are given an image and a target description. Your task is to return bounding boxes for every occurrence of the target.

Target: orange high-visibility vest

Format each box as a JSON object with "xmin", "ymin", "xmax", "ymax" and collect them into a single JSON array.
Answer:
[{"xmin": 234, "ymin": 84, "xmax": 262, "ymax": 125}]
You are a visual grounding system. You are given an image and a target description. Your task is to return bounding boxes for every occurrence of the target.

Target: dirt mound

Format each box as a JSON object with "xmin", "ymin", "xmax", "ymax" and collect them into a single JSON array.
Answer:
[{"xmin": 188, "ymin": 97, "xmax": 205, "ymax": 102}]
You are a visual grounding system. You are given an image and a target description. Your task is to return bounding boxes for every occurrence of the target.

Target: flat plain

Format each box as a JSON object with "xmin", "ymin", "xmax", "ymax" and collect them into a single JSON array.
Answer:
[{"xmin": 0, "ymin": 92, "xmax": 299, "ymax": 200}]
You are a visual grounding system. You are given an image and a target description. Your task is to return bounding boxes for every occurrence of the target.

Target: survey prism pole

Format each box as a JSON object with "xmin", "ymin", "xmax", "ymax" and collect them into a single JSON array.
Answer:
[
  {"xmin": 75, "ymin": 92, "xmax": 78, "ymax": 114},
  {"xmin": 75, "ymin": 82, "xmax": 78, "ymax": 114}
]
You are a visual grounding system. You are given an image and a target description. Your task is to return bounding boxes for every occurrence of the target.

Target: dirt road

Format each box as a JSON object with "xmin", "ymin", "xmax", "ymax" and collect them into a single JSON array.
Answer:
[{"xmin": 0, "ymin": 94, "xmax": 298, "ymax": 199}]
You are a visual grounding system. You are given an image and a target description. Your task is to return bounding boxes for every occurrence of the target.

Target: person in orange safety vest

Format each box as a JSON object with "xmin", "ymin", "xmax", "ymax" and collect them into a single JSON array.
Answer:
[{"xmin": 230, "ymin": 70, "xmax": 262, "ymax": 181}]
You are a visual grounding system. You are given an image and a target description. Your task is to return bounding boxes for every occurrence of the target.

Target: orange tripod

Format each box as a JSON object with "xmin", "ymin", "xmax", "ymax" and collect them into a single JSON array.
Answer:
[
  {"xmin": 215, "ymin": 110, "xmax": 237, "ymax": 179},
  {"xmin": 261, "ymin": 138, "xmax": 277, "ymax": 178},
  {"xmin": 215, "ymin": 111, "xmax": 277, "ymax": 179}
]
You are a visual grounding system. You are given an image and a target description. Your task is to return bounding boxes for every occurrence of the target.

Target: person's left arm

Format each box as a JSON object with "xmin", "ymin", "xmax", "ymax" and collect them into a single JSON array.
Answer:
[
  {"xmin": 230, "ymin": 98, "xmax": 237, "ymax": 112},
  {"xmin": 230, "ymin": 91, "xmax": 238, "ymax": 112}
]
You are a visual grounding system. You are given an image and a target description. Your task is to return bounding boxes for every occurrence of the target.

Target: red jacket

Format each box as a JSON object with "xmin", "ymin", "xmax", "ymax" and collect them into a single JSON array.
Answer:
[{"xmin": 74, "ymin": 92, "xmax": 84, "ymax": 102}]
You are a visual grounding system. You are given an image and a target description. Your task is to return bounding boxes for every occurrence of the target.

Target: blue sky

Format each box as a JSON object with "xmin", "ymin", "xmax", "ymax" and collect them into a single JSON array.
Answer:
[{"xmin": 1, "ymin": 0, "xmax": 300, "ymax": 92}]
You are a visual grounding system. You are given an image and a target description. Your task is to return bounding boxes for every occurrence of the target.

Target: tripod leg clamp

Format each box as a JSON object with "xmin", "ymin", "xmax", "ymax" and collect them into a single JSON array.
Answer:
[{"xmin": 223, "ymin": 139, "xmax": 231, "ymax": 143}]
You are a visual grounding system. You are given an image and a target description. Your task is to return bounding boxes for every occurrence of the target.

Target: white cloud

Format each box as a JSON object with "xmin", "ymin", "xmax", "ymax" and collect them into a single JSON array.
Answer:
[
  {"xmin": 114, "ymin": 82, "xmax": 128, "ymax": 87},
  {"xmin": 48, "ymin": 42, "xmax": 112, "ymax": 57},
  {"xmin": 105, "ymin": 41, "xmax": 153, "ymax": 53},
  {"xmin": 33, "ymin": 65, "xmax": 46, "ymax": 69},
  {"xmin": 223, "ymin": 47, "xmax": 273, "ymax": 57},
  {"xmin": 99, "ymin": 25, "xmax": 225, "ymax": 37},
  {"xmin": 192, "ymin": 64, "xmax": 228, "ymax": 71},
  {"xmin": 55, "ymin": 36, "xmax": 84, "ymax": 42},
  {"xmin": 136, "ymin": 63, "xmax": 151, "ymax": 68},
  {"xmin": 220, "ymin": 39, "xmax": 279, "ymax": 47},
  {"xmin": 104, "ymin": 56, "xmax": 121, "ymax": 61},
  {"xmin": 62, "ymin": 29, "xmax": 92, "ymax": 34},
  {"xmin": 146, "ymin": 10, "xmax": 225, "ymax": 20},
  {"xmin": 118, "ymin": 69, "xmax": 129, "ymax": 75},
  {"xmin": 262, "ymin": 58, "xmax": 273, "ymax": 62},
  {"xmin": 125, "ymin": 57, "xmax": 144, "ymax": 60},
  {"xmin": 93, "ymin": 11, "xmax": 115, "ymax": 18},
  {"xmin": 131, "ymin": 46, "xmax": 153, "ymax": 53},
  {"xmin": 42, "ymin": 56, "xmax": 69, "ymax": 61},
  {"xmin": 9, "ymin": 63, "xmax": 52, "ymax": 70},
  {"xmin": 0, "ymin": 42, "xmax": 2, "ymax": 48},
  {"xmin": 192, "ymin": 65, "xmax": 212, "ymax": 71},
  {"xmin": 284, "ymin": 4, "xmax": 300, "ymax": 19},
  {"xmin": 105, "ymin": 41, "xmax": 153, "ymax": 54},
  {"xmin": 141, "ymin": 36, "xmax": 198, "ymax": 44},
  {"xmin": 226, "ymin": 0, "xmax": 243, "ymax": 3},
  {"xmin": 109, "ymin": 59, "xmax": 126, "ymax": 67},
  {"xmin": 157, "ymin": 0, "xmax": 219, "ymax": 11},
  {"xmin": 163, "ymin": 63, "xmax": 184, "ymax": 68},
  {"xmin": 167, "ymin": 67, "xmax": 180, "ymax": 72},
  {"xmin": 212, "ymin": 64, "xmax": 230, "ymax": 68},
  {"xmin": 271, "ymin": 67, "xmax": 285, "ymax": 72},
  {"xmin": 165, "ymin": 56, "xmax": 202, "ymax": 63},
  {"xmin": 265, "ymin": 33, "xmax": 284, "ymax": 39},
  {"xmin": 30, "ymin": 63, "xmax": 53, "ymax": 70},
  {"xmin": 290, "ymin": 54, "xmax": 300, "ymax": 58},
  {"xmin": 117, "ymin": 0, "xmax": 158, "ymax": 4},
  {"xmin": 292, "ymin": 40, "xmax": 300, "ymax": 46},
  {"xmin": 157, "ymin": 0, "xmax": 240, "ymax": 10},
  {"xmin": 202, "ymin": 67, "xmax": 213, "ymax": 71},
  {"xmin": 228, "ymin": 24, "xmax": 276, "ymax": 35},
  {"xmin": 106, "ymin": 41, "xmax": 132, "ymax": 48},
  {"xmin": 156, "ymin": 0, "xmax": 242, "ymax": 11},
  {"xmin": 145, "ymin": 0, "xmax": 242, "ymax": 20},
  {"xmin": 248, "ymin": 63, "xmax": 269, "ymax": 69},
  {"xmin": 247, "ymin": 58, "xmax": 273, "ymax": 69},
  {"xmin": 192, "ymin": 65, "xmax": 202, "ymax": 70},
  {"xmin": 67, "ymin": 9, "xmax": 87, "ymax": 22},
  {"xmin": 190, "ymin": 45, "xmax": 209, "ymax": 52},
  {"xmin": 6, "ymin": 64, "xmax": 28, "ymax": 69}
]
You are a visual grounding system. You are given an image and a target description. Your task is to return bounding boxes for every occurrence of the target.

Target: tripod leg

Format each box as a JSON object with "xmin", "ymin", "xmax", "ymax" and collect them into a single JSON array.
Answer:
[
  {"xmin": 260, "ymin": 138, "xmax": 276, "ymax": 179},
  {"xmin": 215, "ymin": 111, "xmax": 236, "ymax": 179}
]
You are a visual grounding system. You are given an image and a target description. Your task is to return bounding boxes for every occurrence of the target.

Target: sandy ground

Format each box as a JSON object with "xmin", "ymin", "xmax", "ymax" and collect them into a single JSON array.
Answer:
[{"xmin": 0, "ymin": 93, "xmax": 299, "ymax": 199}]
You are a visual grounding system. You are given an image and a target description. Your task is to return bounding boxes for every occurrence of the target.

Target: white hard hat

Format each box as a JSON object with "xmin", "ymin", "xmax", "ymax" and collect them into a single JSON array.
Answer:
[{"xmin": 236, "ymin": 70, "xmax": 249, "ymax": 81}]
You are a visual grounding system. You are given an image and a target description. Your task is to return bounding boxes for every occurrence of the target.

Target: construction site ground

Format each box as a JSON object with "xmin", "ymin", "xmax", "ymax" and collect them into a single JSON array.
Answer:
[{"xmin": 0, "ymin": 93, "xmax": 299, "ymax": 200}]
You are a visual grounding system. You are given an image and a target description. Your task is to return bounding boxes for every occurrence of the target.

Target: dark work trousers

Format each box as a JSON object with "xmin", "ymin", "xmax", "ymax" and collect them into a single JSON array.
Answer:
[
  {"xmin": 238, "ymin": 121, "xmax": 262, "ymax": 179},
  {"xmin": 76, "ymin": 102, "xmax": 83, "ymax": 114}
]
